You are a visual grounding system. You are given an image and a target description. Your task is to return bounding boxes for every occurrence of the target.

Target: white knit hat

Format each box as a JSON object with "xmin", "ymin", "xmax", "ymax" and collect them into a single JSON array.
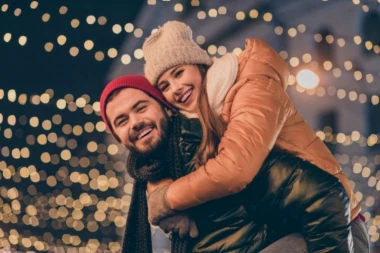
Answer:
[{"xmin": 143, "ymin": 21, "xmax": 212, "ymax": 85}]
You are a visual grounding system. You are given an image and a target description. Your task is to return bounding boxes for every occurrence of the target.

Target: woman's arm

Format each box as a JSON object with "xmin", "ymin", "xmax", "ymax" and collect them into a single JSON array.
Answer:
[{"xmin": 166, "ymin": 75, "xmax": 292, "ymax": 210}]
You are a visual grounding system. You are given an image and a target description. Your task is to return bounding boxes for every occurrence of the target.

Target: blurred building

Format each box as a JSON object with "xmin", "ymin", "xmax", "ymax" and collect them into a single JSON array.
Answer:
[{"xmin": 0, "ymin": 0, "xmax": 379, "ymax": 252}]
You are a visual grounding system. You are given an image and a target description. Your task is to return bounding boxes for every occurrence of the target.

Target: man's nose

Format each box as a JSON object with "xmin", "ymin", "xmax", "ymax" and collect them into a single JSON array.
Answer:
[{"xmin": 130, "ymin": 114, "xmax": 144, "ymax": 131}]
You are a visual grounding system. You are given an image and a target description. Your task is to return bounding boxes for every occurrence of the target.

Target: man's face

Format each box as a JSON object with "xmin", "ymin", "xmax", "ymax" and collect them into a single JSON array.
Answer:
[{"xmin": 106, "ymin": 88, "xmax": 169, "ymax": 156}]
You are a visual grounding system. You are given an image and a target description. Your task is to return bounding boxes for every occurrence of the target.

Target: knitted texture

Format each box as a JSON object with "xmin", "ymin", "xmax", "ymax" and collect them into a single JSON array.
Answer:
[
  {"xmin": 121, "ymin": 116, "xmax": 192, "ymax": 253},
  {"xmin": 143, "ymin": 21, "xmax": 212, "ymax": 85}
]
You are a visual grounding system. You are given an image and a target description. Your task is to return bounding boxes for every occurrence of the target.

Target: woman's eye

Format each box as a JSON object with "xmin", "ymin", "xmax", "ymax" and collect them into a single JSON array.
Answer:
[
  {"xmin": 175, "ymin": 70, "xmax": 183, "ymax": 78},
  {"xmin": 160, "ymin": 84, "xmax": 169, "ymax": 91}
]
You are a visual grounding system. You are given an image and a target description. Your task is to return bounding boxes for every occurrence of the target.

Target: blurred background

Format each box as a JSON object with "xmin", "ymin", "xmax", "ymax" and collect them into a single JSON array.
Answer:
[{"xmin": 0, "ymin": 0, "xmax": 379, "ymax": 252}]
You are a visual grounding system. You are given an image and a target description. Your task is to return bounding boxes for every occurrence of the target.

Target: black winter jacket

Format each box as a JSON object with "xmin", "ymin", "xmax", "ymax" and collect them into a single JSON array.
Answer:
[{"xmin": 178, "ymin": 115, "xmax": 352, "ymax": 253}]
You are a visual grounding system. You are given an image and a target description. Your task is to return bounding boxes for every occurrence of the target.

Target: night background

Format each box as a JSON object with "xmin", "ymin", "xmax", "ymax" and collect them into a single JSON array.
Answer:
[{"xmin": 1, "ymin": 0, "xmax": 380, "ymax": 252}]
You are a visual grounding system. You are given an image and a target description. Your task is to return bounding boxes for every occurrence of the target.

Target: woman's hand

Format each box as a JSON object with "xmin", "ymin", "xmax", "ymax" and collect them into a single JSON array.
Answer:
[
  {"xmin": 147, "ymin": 179, "xmax": 173, "ymax": 195},
  {"xmin": 158, "ymin": 213, "xmax": 199, "ymax": 239},
  {"xmin": 148, "ymin": 185, "xmax": 174, "ymax": 225}
]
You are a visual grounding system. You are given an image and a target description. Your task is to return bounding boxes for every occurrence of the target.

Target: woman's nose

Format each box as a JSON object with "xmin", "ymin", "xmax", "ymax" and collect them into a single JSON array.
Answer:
[{"xmin": 171, "ymin": 81, "xmax": 184, "ymax": 95}]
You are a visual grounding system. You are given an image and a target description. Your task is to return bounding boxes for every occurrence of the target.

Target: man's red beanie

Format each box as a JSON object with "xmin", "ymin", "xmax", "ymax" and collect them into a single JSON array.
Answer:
[{"xmin": 100, "ymin": 75, "xmax": 172, "ymax": 139}]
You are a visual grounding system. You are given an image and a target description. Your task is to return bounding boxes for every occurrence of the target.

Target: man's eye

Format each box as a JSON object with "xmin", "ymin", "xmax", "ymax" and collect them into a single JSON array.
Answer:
[
  {"xmin": 137, "ymin": 106, "xmax": 146, "ymax": 112},
  {"xmin": 117, "ymin": 118, "xmax": 127, "ymax": 126}
]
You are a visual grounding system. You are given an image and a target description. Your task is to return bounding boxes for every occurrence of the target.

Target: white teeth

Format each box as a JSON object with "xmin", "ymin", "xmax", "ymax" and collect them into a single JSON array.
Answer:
[
  {"xmin": 180, "ymin": 89, "xmax": 192, "ymax": 103},
  {"xmin": 137, "ymin": 128, "xmax": 152, "ymax": 140}
]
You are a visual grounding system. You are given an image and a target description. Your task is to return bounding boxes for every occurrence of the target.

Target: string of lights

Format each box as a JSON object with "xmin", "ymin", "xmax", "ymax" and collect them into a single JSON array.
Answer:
[
  {"xmin": 1, "ymin": 1, "xmax": 379, "ymax": 250},
  {"xmin": 2, "ymin": 0, "xmax": 380, "ymax": 81},
  {"xmin": 1, "ymin": 87, "xmax": 380, "ymax": 153}
]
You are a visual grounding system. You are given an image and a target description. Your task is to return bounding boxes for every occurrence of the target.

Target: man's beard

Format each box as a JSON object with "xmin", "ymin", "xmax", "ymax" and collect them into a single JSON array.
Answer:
[{"xmin": 127, "ymin": 116, "xmax": 169, "ymax": 158}]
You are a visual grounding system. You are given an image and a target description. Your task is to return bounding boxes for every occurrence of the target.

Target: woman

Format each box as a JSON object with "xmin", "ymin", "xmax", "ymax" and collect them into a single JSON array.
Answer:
[
  {"xmin": 142, "ymin": 21, "xmax": 368, "ymax": 252},
  {"xmin": 100, "ymin": 75, "xmax": 354, "ymax": 252}
]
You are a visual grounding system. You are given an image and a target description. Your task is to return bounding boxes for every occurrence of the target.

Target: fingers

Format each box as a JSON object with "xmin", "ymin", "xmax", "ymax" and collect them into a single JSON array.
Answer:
[
  {"xmin": 178, "ymin": 219, "xmax": 190, "ymax": 239},
  {"xmin": 189, "ymin": 219, "xmax": 199, "ymax": 238},
  {"xmin": 158, "ymin": 218, "xmax": 174, "ymax": 234},
  {"xmin": 157, "ymin": 214, "xmax": 197, "ymax": 239}
]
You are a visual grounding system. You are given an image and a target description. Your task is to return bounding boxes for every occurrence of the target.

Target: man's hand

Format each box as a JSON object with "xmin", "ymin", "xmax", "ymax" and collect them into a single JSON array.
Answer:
[
  {"xmin": 158, "ymin": 214, "xmax": 199, "ymax": 239},
  {"xmin": 148, "ymin": 185, "xmax": 175, "ymax": 225}
]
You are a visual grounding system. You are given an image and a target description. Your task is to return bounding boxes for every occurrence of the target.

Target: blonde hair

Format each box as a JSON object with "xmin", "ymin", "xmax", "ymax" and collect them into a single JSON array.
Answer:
[{"xmin": 194, "ymin": 65, "xmax": 227, "ymax": 167}]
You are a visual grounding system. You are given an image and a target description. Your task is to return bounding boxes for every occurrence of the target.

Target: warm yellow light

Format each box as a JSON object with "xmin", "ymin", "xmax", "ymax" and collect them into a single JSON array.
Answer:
[
  {"xmin": 69, "ymin": 47, "xmax": 79, "ymax": 57},
  {"xmin": 274, "ymin": 26, "xmax": 283, "ymax": 35},
  {"xmin": 59, "ymin": 6, "xmax": 68, "ymax": 15},
  {"xmin": 344, "ymin": 61, "xmax": 353, "ymax": 70},
  {"xmin": 174, "ymin": 3, "xmax": 183, "ymax": 12},
  {"xmin": 197, "ymin": 11, "xmax": 206, "ymax": 19},
  {"xmin": 218, "ymin": 6, "xmax": 227, "ymax": 15},
  {"xmin": 337, "ymin": 38, "xmax": 346, "ymax": 47},
  {"xmin": 57, "ymin": 35, "xmax": 67, "ymax": 46},
  {"xmin": 233, "ymin": 48, "xmax": 242, "ymax": 56},
  {"xmin": 314, "ymin": 34, "xmax": 322, "ymax": 43},
  {"xmin": 326, "ymin": 35, "xmax": 334, "ymax": 44},
  {"xmin": 42, "ymin": 13, "xmax": 50, "ymax": 22},
  {"xmin": 353, "ymin": 36, "xmax": 362, "ymax": 45},
  {"xmin": 134, "ymin": 49, "xmax": 143, "ymax": 59},
  {"xmin": 112, "ymin": 24, "xmax": 122, "ymax": 34},
  {"xmin": 86, "ymin": 15, "xmax": 96, "ymax": 25},
  {"xmin": 95, "ymin": 51, "xmax": 105, "ymax": 61},
  {"xmin": 19, "ymin": 36, "xmax": 27, "ymax": 46},
  {"xmin": 108, "ymin": 48, "xmax": 118, "ymax": 58},
  {"xmin": 296, "ymin": 69, "xmax": 319, "ymax": 89},
  {"xmin": 30, "ymin": 1, "xmax": 38, "ymax": 9},
  {"xmin": 84, "ymin": 40, "xmax": 94, "ymax": 50},
  {"xmin": 2, "ymin": 34, "xmax": 11, "ymax": 44},
  {"xmin": 297, "ymin": 24, "xmax": 306, "ymax": 33},
  {"xmin": 249, "ymin": 9, "xmax": 258, "ymax": 18},
  {"xmin": 134, "ymin": 28, "xmax": 143, "ymax": 38},
  {"xmin": 366, "ymin": 74, "xmax": 374, "ymax": 83},
  {"xmin": 71, "ymin": 19, "xmax": 80, "ymax": 28},
  {"xmin": 289, "ymin": 57, "xmax": 299, "ymax": 67},
  {"xmin": 365, "ymin": 41, "xmax": 373, "ymax": 50},
  {"xmin": 208, "ymin": 45, "xmax": 217, "ymax": 55},
  {"xmin": 279, "ymin": 51, "xmax": 288, "ymax": 60},
  {"xmin": 1, "ymin": 4, "xmax": 9, "ymax": 12},
  {"xmin": 371, "ymin": 95, "xmax": 379, "ymax": 105},
  {"xmin": 14, "ymin": 8, "xmax": 22, "ymax": 16},
  {"xmin": 97, "ymin": 16, "xmax": 107, "ymax": 25},
  {"xmin": 263, "ymin": 12, "xmax": 272, "ymax": 22},
  {"xmin": 236, "ymin": 11, "xmax": 245, "ymax": 20},
  {"xmin": 218, "ymin": 46, "xmax": 227, "ymax": 55},
  {"xmin": 302, "ymin": 53, "xmax": 312, "ymax": 63},
  {"xmin": 124, "ymin": 23, "xmax": 134, "ymax": 33},
  {"xmin": 288, "ymin": 28, "xmax": 297, "ymax": 37},
  {"xmin": 208, "ymin": 8, "xmax": 217, "ymax": 17}
]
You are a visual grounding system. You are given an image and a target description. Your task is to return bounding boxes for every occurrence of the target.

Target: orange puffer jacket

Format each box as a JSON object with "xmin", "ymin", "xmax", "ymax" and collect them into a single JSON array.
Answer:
[{"xmin": 166, "ymin": 38, "xmax": 360, "ymax": 220}]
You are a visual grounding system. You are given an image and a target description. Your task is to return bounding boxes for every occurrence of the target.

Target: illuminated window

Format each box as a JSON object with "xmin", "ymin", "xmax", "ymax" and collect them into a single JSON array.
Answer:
[
  {"xmin": 318, "ymin": 110, "xmax": 337, "ymax": 154},
  {"xmin": 360, "ymin": 11, "xmax": 380, "ymax": 55},
  {"xmin": 315, "ymin": 27, "xmax": 335, "ymax": 64}
]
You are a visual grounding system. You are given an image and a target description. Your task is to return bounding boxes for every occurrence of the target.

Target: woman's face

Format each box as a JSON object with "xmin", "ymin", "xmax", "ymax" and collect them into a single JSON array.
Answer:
[{"xmin": 157, "ymin": 64, "xmax": 203, "ymax": 113}]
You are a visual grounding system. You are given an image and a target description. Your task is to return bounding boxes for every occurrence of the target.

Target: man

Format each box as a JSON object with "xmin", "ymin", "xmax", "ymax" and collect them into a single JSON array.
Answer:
[{"xmin": 100, "ymin": 75, "xmax": 361, "ymax": 253}]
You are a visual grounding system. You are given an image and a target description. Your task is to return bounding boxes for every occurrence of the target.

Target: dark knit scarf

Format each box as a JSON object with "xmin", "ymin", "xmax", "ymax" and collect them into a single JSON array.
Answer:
[{"xmin": 122, "ymin": 115, "xmax": 191, "ymax": 253}]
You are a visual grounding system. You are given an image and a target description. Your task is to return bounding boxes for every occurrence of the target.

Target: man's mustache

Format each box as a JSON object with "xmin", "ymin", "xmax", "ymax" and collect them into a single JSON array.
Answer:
[{"xmin": 129, "ymin": 121, "xmax": 156, "ymax": 142}]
